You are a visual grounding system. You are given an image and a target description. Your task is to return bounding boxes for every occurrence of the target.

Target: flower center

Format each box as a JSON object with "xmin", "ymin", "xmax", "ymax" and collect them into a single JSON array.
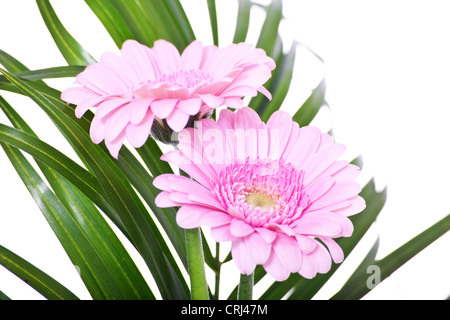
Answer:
[
  {"xmin": 157, "ymin": 69, "xmax": 213, "ymax": 88},
  {"xmin": 212, "ymin": 157, "xmax": 310, "ymax": 228},
  {"xmin": 245, "ymin": 192, "xmax": 277, "ymax": 210}
]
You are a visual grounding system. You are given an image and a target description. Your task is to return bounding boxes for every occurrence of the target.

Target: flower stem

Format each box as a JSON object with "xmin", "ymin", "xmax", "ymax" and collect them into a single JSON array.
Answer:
[
  {"xmin": 213, "ymin": 242, "xmax": 221, "ymax": 300},
  {"xmin": 237, "ymin": 272, "xmax": 254, "ymax": 300},
  {"xmin": 186, "ymin": 228, "xmax": 209, "ymax": 300}
]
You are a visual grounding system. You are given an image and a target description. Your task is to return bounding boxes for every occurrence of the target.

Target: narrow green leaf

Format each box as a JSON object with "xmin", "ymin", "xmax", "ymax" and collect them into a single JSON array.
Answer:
[
  {"xmin": 0, "ymin": 118, "xmax": 122, "ymax": 229},
  {"xmin": 255, "ymin": 0, "xmax": 283, "ymax": 57},
  {"xmin": 116, "ymin": 147, "xmax": 187, "ymax": 267},
  {"xmin": 0, "ymin": 245, "xmax": 79, "ymax": 300},
  {"xmin": 36, "ymin": 0, "xmax": 96, "ymax": 66},
  {"xmin": 206, "ymin": 0, "xmax": 219, "ymax": 46},
  {"xmin": 161, "ymin": 0, "xmax": 196, "ymax": 46},
  {"xmin": 0, "ymin": 290, "xmax": 11, "ymax": 300},
  {"xmin": 12, "ymin": 66, "xmax": 86, "ymax": 81},
  {"xmin": 331, "ymin": 214, "xmax": 450, "ymax": 300},
  {"xmin": 84, "ymin": 0, "xmax": 134, "ymax": 48},
  {"xmin": 0, "ymin": 96, "xmax": 155, "ymax": 299},
  {"xmin": 233, "ymin": 0, "xmax": 252, "ymax": 43},
  {"xmin": 0, "ymin": 66, "xmax": 189, "ymax": 275},
  {"xmin": 98, "ymin": 0, "xmax": 195, "ymax": 51},
  {"xmin": 0, "ymin": 68, "xmax": 189, "ymax": 299},
  {"xmin": 329, "ymin": 238, "xmax": 379, "ymax": 299},
  {"xmin": 0, "ymin": 142, "xmax": 134, "ymax": 299},
  {"xmin": 0, "ymin": 49, "xmax": 46, "ymax": 86},
  {"xmin": 0, "ymin": 50, "xmax": 29, "ymax": 73},
  {"xmin": 292, "ymin": 78, "xmax": 326, "ymax": 127},
  {"xmin": 259, "ymin": 42, "xmax": 297, "ymax": 121}
]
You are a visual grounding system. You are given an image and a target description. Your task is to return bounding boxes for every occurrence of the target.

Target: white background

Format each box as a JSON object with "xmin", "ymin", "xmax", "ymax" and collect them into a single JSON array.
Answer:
[{"xmin": 0, "ymin": 0, "xmax": 449, "ymax": 300}]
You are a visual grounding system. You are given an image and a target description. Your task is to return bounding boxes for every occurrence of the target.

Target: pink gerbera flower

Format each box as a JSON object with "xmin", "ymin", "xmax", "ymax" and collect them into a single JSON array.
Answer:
[
  {"xmin": 153, "ymin": 107, "xmax": 365, "ymax": 281},
  {"xmin": 61, "ymin": 39, "xmax": 275, "ymax": 158}
]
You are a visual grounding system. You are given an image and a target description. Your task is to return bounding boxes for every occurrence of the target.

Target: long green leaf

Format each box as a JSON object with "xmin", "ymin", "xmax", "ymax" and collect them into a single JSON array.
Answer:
[
  {"xmin": 0, "ymin": 50, "xmax": 46, "ymax": 86},
  {"xmin": 36, "ymin": 0, "xmax": 96, "ymax": 66},
  {"xmin": 0, "ymin": 68, "xmax": 189, "ymax": 299},
  {"xmin": 0, "ymin": 245, "xmax": 79, "ymax": 300},
  {"xmin": 0, "ymin": 96, "xmax": 155, "ymax": 299},
  {"xmin": 0, "ymin": 290, "xmax": 11, "ymax": 300},
  {"xmin": 0, "ymin": 141, "xmax": 138, "ymax": 299},
  {"xmin": 259, "ymin": 42, "xmax": 297, "ymax": 121},
  {"xmin": 90, "ymin": 0, "xmax": 195, "ymax": 51},
  {"xmin": 206, "ymin": 0, "xmax": 219, "ymax": 46},
  {"xmin": 255, "ymin": 0, "xmax": 283, "ymax": 57},
  {"xmin": 293, "ymin": 78, "xmax": 326, "ymax": 127},
  {"xmin": 0, "ymin": 59, "xmax": 189, "ymax": 273},
  {"xmin": 331, "ymin": 214, "xmax": 450, "ymax": 300},
  {"xmin": 116, "ymin": 147, "xmax": 187, "ymax": 267},
  {"xmin": 12, "ymin": 66, "xmax": 86, "ymax": 81},
  {"xmin": 84, "ymin": 0, "xmax": 134, "ymax": 48},
  {"xmin": 233, "ymin": 0, "xmax": 252, "ymax": 43}
]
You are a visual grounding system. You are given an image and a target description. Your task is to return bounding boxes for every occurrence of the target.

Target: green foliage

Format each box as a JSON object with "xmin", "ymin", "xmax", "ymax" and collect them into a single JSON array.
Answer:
[{"xmin": 0, "ymin": 0, "xmax": 447, "ymax": 300}]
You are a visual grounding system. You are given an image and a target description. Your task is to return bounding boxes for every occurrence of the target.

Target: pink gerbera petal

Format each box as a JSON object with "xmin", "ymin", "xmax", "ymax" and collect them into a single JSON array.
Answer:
[
  {"xmin": 154, "ymin": 107, "xmax": 365, "ymax": 281},
  {"xmin": 61, "ymin": 39, "xmax": 275, "ymax": 158}
]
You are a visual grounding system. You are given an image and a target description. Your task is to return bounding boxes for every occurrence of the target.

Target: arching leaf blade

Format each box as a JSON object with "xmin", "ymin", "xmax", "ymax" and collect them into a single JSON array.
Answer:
[
  {"xmin": 0, "ymin": 96, "xmax": 155, "ymax": 300},
  {"xmin": 36, "ymin": 0, "xmax": 96, "ymax": 66},
  {"xmin": 0, "ymin": 244, "xmax": 79, "ymax": 300},
  {"xmin": 0, "ymin": 68, "xmax": 189, "ymax": 299}
]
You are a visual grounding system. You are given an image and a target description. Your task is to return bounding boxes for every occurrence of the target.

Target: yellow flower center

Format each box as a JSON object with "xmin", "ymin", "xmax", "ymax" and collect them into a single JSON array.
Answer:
[{"xmin": 245, "ymin": 192, "xmax": 277, "ymax": 210}]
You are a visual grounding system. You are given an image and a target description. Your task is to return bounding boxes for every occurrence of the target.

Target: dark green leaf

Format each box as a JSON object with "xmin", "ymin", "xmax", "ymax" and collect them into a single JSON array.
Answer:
[
  {"xmin": 0, "ymin": 290, "xmax": 11, "ymax": 300},
  {"xmin": 0, "ymin": 96, "xmax": 155, "ymax": 299},
  {"xmin": 36, "ymin": 0, "xmax": 96, "ymax": 66},
  {"xmin": 13, "ymin": 66, "xmax": 86, "ymax": 81},
  {"xmin": 0, "ymin": 141, "xmax": 141, "ymax": 299},
  {"xmin": 0, "ymin": 68, "xmax": 189, "ymax": 299},
  {"xmin": 0, "ymin": 244, "xmax": 79, "ymax": 300},
  {"xmin": 207, "ymin": 0, "xmax": 219, "ymax": 46},
  {"xmin": 0, "ymin": 49, "xmax": 46, "ymax": 86},
  {"xmin": 0, "ymin": 64, "xmax": 189, "ymax": 277}
]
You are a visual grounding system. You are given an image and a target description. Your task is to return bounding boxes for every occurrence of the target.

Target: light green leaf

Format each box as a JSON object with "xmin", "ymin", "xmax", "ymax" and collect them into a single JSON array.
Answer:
[
  {"xmin": 255, "ymin": 0, "xmax": 283, "ymax": 57},
  {"xmin": 90, "ymin": 0, "xmax": 195, "ymax": 51},
  {"xmin": 259, "ymin": 42, "xmax": 297, "ymax": 121},
  {"xmin": 36, "ymin": 0, "xmax": 96, "ymax": 66},
  {"xmin": 293, "ymin": 78, "xmax": 326, "ymax": 127},
  {"xmin": 233, "ymin": 0, "xmax": 252, "ymax": 43}
]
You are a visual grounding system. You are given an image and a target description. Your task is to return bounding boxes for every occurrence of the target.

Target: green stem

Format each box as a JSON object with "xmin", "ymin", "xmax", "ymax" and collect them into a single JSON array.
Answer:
[
  {"xmin": 214, "ymin": 242, "xmax": 221, "ymax": 300},
  {"xmin": 186, "ymin": 228, "xmax": 209, "ymax": 300},
  {"xmin": 237, "ymin": 272, "xmax": 254, "ymax": 300}
]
